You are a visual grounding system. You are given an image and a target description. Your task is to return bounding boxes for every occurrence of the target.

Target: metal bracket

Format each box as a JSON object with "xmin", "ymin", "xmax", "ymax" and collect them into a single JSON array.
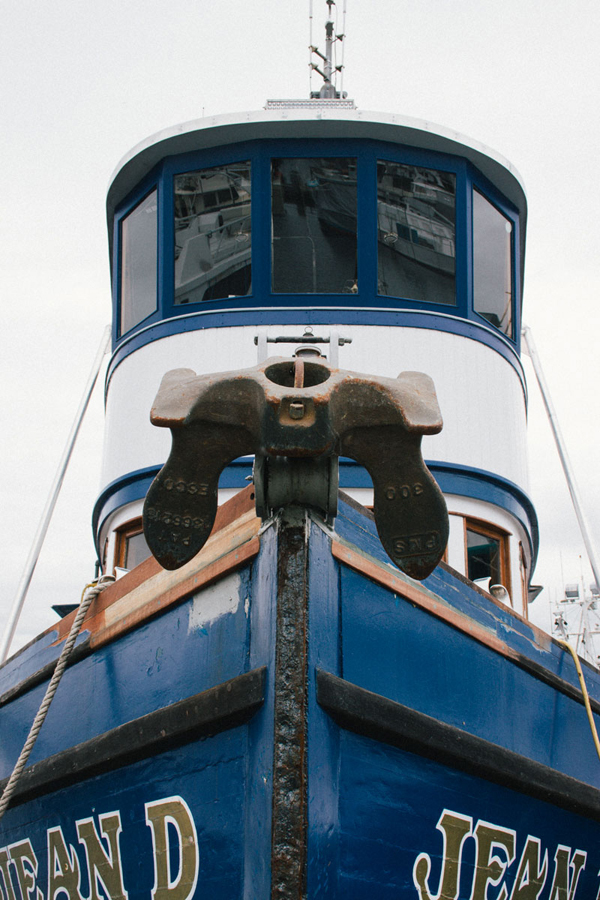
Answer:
[
  {"xmin": 143, "ymin": 356, "xmax": 448, "ymax": 579},
  {"xmin": 254, "ymin": 326, "xmax": 351, "ymax": 366}
]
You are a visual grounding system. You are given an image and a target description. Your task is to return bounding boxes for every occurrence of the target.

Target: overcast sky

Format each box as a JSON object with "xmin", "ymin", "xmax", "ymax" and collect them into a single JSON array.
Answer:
[{"xmin": 1, "ymin": 0, "xmax": 600, "ymax": 654}]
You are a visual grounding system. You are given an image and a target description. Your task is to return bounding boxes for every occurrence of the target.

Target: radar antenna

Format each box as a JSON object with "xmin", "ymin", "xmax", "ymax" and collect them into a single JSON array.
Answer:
[{"xmin": 309, "ymin": 0, "xmax": 347, "ymax": 99}]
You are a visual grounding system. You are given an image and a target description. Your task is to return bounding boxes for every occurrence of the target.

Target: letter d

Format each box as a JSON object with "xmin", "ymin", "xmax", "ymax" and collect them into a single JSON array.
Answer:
[{"xmin": 145, "ymin": 797, "xmax": 199, "ymax": 900}]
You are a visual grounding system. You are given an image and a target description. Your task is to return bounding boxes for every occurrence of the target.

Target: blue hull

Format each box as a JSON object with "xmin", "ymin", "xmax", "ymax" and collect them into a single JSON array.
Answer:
[{"xmin": 1, "ymin": 490, "xmax": 599, "ymax": 898}]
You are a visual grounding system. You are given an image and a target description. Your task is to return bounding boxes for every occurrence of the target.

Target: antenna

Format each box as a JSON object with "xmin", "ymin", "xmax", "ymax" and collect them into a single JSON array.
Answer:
[{"xmin": 309, "ymin": 0, "xmax": 347, "ymax": 99}]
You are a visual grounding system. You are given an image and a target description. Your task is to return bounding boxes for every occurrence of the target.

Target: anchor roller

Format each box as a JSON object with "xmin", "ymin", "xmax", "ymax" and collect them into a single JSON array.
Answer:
[{"xmin": 143, "ymin": 357, "xmax": 449, "ymax": 579}]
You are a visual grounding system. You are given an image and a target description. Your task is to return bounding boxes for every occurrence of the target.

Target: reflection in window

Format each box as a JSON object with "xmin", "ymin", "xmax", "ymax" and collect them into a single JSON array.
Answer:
[
  {"xmin": 466, "ymin": 521, "xmax": 508, "ymax": 589},
  {"xmin": 120, "ymin": 190, "xmax": 158, "ymax": 335},
  {"xmin": 272, "ymin": 158, "xmax": 357, "ymax": 293},
  {"xmin": 473, "ymin": 190, "xmax": 513, "ymax": 337},
  {"xmin": 174, "ymin": 162, "xmax": 251, "ymax": 305},
  {"xmin": 377, "ymin": 162, "xmax": 455, "ymax": 305}
]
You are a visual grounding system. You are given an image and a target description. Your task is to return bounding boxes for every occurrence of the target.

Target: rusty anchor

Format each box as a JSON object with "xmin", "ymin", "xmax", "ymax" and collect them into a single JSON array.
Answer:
[{"xmin": 142, "ymin": 356, "xmax": 449, "ymax": 579}]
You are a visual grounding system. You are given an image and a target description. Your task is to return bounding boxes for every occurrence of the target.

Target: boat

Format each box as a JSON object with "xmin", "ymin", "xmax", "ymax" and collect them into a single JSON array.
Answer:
[
  {"xmin": 174, "ymin": 165, "xmax": 252, "ymax": 306},
  {"xmin": 2, "ymin": 5, "xmax": 600, "ymax": 897}
]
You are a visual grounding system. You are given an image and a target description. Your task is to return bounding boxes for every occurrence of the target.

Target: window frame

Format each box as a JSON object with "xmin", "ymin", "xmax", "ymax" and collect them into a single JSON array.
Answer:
[
  {"xmin": 114, "ymin": 171, "xmax": 163, "ymax": 342},
  {"xmin": 173, "ymin": 158, "xmax": 253, "ymax": 309},
  {"xmin": 468, "ymin": 166, "xmax": 520, "ymax": 342},
  {"xmin": 111, "ymin": 139, "xmax": 521, "ymax": 351},
  {"xmin": 114, "ymin": 518, "xmax": 150, "ymax": 572},
  {"xmin": 464, "ymin": 516, "xmax": 512, "ymax": 594},
  {"xmin": 375, "ymin": 157, "xmax": 461, "ymax": 312}
]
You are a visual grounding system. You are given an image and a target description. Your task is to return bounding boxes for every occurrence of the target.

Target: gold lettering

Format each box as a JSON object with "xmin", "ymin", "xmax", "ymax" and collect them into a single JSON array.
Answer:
[
  {"xmin": 76, "ymin": 813, "xmax": 128, "ymax": 900},
  {"xmin": 7, "ymin": 842, "xmax": 38, "ymax": 900},
  {"xmin": 548, "ymin": 846, "xmax": 586, "ymax": 900},
  {"xmin": 413, "ymin": 809, "xmax": 473, "ymax": 900},
  {"xmin": 510, "ymin": 837, "xmax": 548, "ymax": 899},
  {"xmin": 470, "ymin": 820, "xmax": 515, "ymax": 900},
  {"xmin": 0, "ymin": 848, "xmax": 18, "ymax": 900},
  {"xmin": 47, "ymin": 827, "xmax": 83, "ymax": 900},
  {"xmin": 145, "ymin": 797, "xmax": 198, "ymax": 900}
]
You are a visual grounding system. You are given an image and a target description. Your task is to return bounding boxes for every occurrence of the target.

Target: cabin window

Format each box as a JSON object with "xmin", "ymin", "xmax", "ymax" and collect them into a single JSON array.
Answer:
[
  {"xmin": 174, "ymin": 162, "xmax": 251, "ymax": 306},
  {"xmin": 466, "ymin": 519, "xmax": 510, "ymax": 590},
  {"xmin": 120, "ymin": 190, "xmax": 158, "ymax": 335},
  {"xmin": 271, "ymin": 158, "xmax": 357, "ymax": 293},
  {"xmin": 377, "ymin": 161, "xmax": 456, "ymax": 305},
  {"xmin": 115, "ymin": 520, "xmax": 151, "ymax": 571},
  {"xmin": 473, "ymin": 190, "xmax": 513, "ymax": 337}
]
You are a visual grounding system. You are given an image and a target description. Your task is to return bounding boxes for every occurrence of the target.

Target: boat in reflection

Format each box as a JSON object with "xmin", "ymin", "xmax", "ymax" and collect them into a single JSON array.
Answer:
[{"xmin": 174, "ymin": 165, "xmax": 251, "ymax": 305}]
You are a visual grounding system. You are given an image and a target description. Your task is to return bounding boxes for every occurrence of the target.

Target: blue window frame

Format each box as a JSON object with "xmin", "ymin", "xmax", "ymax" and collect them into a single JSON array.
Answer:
[
  {"xmin": 119, "ymin": 189, "xmax": 158, "ymax": 337},
  {"xmin": 467, "ymin": 165, "xmax": 520, "ymax": 344},
  {"xmin": 111, "ymin": 139, "xmax": 522, "ymax": 355},
  {"xmin": 113, "ymin": 166, "xmax": 163, "ymax": 342}
]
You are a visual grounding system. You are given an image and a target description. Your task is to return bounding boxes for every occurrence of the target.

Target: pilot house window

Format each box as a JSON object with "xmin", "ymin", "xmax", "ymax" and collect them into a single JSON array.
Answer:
[
  {"xmin": 174, "ymin": 162, "xmax": 251, "ymax": 305},
  {"xmin": 473, "ymin": 190, "xmax": 513, "ymax": 337},
  {"xmin": 271, "ymin": 158, "xmax": 357, "ymax": 293},
  {"xmin": 120, "ymin": 190, "xmax": 158, "ymax": 335},
  {"xmin": 377, "ymin": 161, "xmax": 456, "ymax": 305},
  {"xmin": 466, "ymin": 520, "xmax": 510, "ymax": 590},
  {"xmin": 115, "ymin": 520, "xmax": 151, "ymax": 572}
]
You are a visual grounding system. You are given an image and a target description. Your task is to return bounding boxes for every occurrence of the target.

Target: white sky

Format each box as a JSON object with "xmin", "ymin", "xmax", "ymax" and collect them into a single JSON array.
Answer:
[{"xmin": 1, "ymin": 0, "xmax": 600, "ymax": 654}]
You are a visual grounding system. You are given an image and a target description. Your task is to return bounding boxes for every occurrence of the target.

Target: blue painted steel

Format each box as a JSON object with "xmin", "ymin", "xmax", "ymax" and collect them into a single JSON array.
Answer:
[
  {"xmin": 339, "ymin": 564, "xmax": 600, "ymax": 783},
  {"xmin": 335, "ymin": 732, "xmax": 600, "ymax": 898},
  {"xmin": 110, "ymin": 136, "xmax": 521, "ymax": 354},
  {"xmin": 244, "ymin": 523, "xmax": 278, "ymax": 895},
  {"xmin": 0, "ymin": 730, "xmax": 249, "ymax": 899},
  {"xmin": 0, "ymin": 566, "xmax": 253, "ymax": 773},
  {"xmin": 306, "ymin": 520, "xmax": 342, "ymax": 899},
  {"xmin": 1, "ymin": 497, "xmax": 599, "ymax": 895}
]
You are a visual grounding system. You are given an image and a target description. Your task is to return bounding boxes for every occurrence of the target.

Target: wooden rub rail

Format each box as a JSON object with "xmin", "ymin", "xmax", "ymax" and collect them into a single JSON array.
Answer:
[{"xmin": 0, "ymin": 668, "xmax": 266, "ymax": 810}]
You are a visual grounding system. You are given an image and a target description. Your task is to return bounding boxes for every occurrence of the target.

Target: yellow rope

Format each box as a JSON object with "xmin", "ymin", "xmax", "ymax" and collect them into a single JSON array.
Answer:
[{"xmin": 557, "ymin": 638, "xmax": 600, "ymax": 761}]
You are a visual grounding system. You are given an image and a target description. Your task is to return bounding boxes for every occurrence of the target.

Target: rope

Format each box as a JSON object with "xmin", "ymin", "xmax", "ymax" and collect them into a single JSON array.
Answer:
[
  {"xmin": 557, "ymin": 638, "xmax": 600, "ymax": 762},
  {"xmin": 0, "ymin": 574, "xmax": 114, "ymax": 821}
]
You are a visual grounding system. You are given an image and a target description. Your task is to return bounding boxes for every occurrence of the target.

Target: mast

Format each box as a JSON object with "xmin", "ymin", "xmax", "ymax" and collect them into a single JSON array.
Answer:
[{"xmin": 310, "ymin": 0, "xmax": 346, "ymax": 99}]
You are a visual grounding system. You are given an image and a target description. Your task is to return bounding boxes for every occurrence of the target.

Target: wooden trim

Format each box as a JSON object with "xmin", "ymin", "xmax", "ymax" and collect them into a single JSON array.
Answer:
[
  {"xmin": 54, "ymin": 506, "xmax": 261, "ymax": 650},
  {"xmin": 0, "ymin": 668, "xmax": 266, "ymax": 810},
  {"xmin": 1, "ymin": 492, "xmax": 261, "ymax": 708},
  {"xmin": 519, "ymin": 541, "xmax": 529, "ymax": 621},
  {"xmin": 316, "ymin": 669, "xmax": 600, "ymax": 822},
  {"xmin": 0, "ymin": 534, "xmax": 259, "ymax": 709},
  {"xmin": 92, "ymin": 535, "xmax": 260, "ymax": 649},
  {"xmin": 465, "ymin": 515, "xmax": 512, "ymax": 594},
  {"xmin": 331, "ymin": 539, "xmax": 600, "ymax": 716},
  {"xmin": 114, "ymin": 518, "xmax": 145, "ymax": 571}
]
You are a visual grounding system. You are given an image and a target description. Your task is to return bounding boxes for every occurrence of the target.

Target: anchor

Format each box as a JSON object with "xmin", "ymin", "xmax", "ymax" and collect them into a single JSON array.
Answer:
[{"xmin": 142, "ymin": 356, "xmax": 449, "ymax": 580}]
